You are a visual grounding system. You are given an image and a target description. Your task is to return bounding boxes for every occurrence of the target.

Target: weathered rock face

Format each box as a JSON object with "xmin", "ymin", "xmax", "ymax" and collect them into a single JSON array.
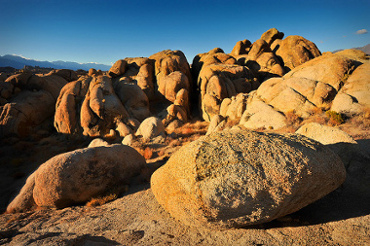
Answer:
[
  {"xmin": 198, "ymin": 64, "xmax": 257, "ymax": 121},
  {"xmin": 239, "ymin": 92, "xmax": 288, "ymax": 130},
  {"xmin": 275, "ymin": 35, "xmax": 321, "ymax": 71},
  {"xmin": 7, "ymin": 144, "xmax": 146, "ymax": 212},
  {"xmin": 260, "ymin": 28, "xmax": 284, "ymax": 46},
  {"xmin": 55, "ymin": 75, "xmax": 150, "ymax": 138},
  {"xmin": 254, "ymin": 53, "xmax": 362, "ymax": 118},
  {"xmin": 192, "ymin": 48, "xmax": 237, "ymax": 82},
  {"xmin": 0, "ymin": 70, "xmax": 76, "ymax": 137},
  {"xmin": 149, "ymin": 50, "xmax": 192, "ymax": 102},
  {"xmin": 331, "ymin": 63, "xmax": 370, "ymax": 115},
  {"xmin": 230, "ymin": 39, "xmax": 252, "ymax": 56},
  {"xmin": 111, "ymin": 57, "xmax": 155, "ymax": 100},
  {"xmin": 151, "ymin": 129, "xmax": 346, "ymax": 229},
  {"xmin": 238, "ymin": 39, "xmax": 284, "ymax": 81},
  {"xmin": 283, "ymin": 52, "xmax": 359, "ymax": 91}
]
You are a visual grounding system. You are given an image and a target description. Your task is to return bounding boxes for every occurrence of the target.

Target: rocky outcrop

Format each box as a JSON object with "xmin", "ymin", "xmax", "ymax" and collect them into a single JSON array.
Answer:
[
  {"xmin": 0, "ymin": 70, "xmax": 77, "ymax": 137},
  {"xmin": 275, "ymin": 35, "xmax": 321, "ymax": 72},
  {"xmin": 253, "ymin": 53, "xmax": 361, "ymax": 118},
  {"xmin": 151, "ymin": 129, "xmax": 346, "ymax": 229},
  {"xmin": 237, "ymin": 39, "xmax": 284, "ymax": 81},
  {"xmin": 331, "ymin": 63, "xmax": 370, "ymax": 115},
  {"xmin": 260, "ymin": 28, "xmax": 284, "ymax": 46},
  {"xmin": 149, "ymin": 50, "xmax": 192, "ymax": 102},
  {"xmin": 230, "ymin": 39, "xmax": 252, "ymax": 56},
  {"xmin": 7, "ymin": 144, "xmax": 146, "ymax": 212},
  {"xmin": 110, "ymin": 57, "xmax": 155, "ymax": 100},
  {"xmin": 198, "ymin": 64, "xmax": 257, "ymax": 121},
  {"xmin": 192, "ymin": 48, "xmax": 236, "ymax": 82},
  {"xmin": 54, "ymin": 75, "xmax": 150, "ymax": 138}
]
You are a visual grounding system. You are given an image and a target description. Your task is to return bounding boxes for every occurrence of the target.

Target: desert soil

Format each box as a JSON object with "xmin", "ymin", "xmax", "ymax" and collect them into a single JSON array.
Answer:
[{"xmin": 0, "ymin": 122, "xmax": 369, "ymax": 245}]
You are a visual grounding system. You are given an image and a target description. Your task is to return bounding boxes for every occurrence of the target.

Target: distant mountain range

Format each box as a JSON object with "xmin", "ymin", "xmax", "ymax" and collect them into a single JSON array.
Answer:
[
  {"xmin": 333, "ymin": 43, "xmax": 370, "ymax": 55},
  {"xmin": 0, "ymin": 54, "xmax": 111, "ymax": 71},
  {"xmin": 356, "ymin": 44, "xmax": 370, "ymax": 55}
]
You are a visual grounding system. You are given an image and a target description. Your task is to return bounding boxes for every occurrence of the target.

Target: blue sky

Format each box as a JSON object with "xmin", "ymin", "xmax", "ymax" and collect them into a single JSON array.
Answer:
[{"xmin": 1, "ymin": 0, "xmax": 369, "ymax": 65}]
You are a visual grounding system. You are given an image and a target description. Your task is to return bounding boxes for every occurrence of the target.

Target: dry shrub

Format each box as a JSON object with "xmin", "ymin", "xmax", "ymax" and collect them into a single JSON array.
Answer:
[
  {"xmin": 143, "ymin": 147, "xmax": 153, "ymax": 160},
  {"xmin": 326, "ymin": 110, "xmax": 344, "ymax": 126},
  {"xmin": 86, "ymin": 193, "xmax": 118, "ymax": 207},
  {"xmin": 174, "ymin": 120, "xmax": 209, "ymax": 136},
  {"xmin": 285, "ymin": 110, "xmax": 302, "ymax": 129},
  {"xmin": 349, "ymin": 108, "xmax": 370, "ymax": 129},
  {"xmin": 225, "ymin": 119, "xmax": 240, "ymax": 128},
  {"xmin": 86, "ymin": 186, "xmax": 127, "ymax": 207}
]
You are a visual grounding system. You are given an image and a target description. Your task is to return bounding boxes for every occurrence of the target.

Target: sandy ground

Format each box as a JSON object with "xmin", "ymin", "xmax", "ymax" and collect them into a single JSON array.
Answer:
[{"xmin": 0, "ymin": 120, "xmax": 369, "ymax": 245}]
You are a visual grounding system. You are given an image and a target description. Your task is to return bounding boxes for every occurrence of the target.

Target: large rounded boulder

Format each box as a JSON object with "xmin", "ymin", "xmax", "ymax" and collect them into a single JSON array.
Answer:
[
  {"xmin": 275, "ymin": 35, "xmax": 321, "ymax": 72},
  {"xmin": 151, "ymin": 129, "xmax": 346, "ymax": 229},
  {"xmin": 7, "ymin": 144, "xmax": 146, "ymax": 212}
]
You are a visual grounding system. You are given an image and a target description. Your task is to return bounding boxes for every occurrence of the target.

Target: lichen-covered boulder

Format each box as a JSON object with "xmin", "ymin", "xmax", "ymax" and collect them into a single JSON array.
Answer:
[
  {"xmin": 7, "ymin": 144, "xmax": 146, "ymax": 212},
  {"xmin": 151, "ymin": 129, "xmax": 346, "ymax": 229}
]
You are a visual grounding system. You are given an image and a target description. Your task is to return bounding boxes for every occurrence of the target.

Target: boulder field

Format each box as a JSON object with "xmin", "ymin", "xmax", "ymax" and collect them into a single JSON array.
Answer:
[{"xmin": 1, "ymin": 28, "xmax": 369, "ymax": 244}]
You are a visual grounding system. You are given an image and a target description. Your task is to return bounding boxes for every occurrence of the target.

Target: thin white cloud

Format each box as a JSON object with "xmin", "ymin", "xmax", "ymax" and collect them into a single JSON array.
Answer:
[
  {"xmin": 12, "ymin": 54, "xmax": 41, "ymax": 61},
  {"xmin": 356, "ymin": 29, "xmax": 368, "ymax": 35}
]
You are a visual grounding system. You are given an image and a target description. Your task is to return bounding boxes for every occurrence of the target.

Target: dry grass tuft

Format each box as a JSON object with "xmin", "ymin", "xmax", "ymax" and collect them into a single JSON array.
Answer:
[
  {"xmin": 349, "ymin": 108, "xmax": 370, "ymax": 129},
  {"xmin": 285, "ymin": 110, "xmax": 303, "ymax": 131}
]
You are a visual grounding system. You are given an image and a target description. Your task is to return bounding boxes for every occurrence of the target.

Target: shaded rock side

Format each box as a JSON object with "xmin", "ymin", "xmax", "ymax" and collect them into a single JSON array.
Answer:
[
  {"xmin": 1, "ymin": 70, "xmax": 75, "ymax": 137},
  {"xmin": 151, "ymin": 129, "xmax": 346, "ymax": 229},
  {"xmin": 296, "ymin": 122, "xmax": 360, "ymax": 167},
  {"xmin": 236, "ymin": 39, "xmax": 284, "ymax": 81}
]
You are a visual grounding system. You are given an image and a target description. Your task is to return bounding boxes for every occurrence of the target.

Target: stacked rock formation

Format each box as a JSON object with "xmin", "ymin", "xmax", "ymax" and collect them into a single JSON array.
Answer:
[
  {"xmin": 54, "ymin": 50, "xmax": 193, "ymax": 138},
  {"xmin": 0, "ymin": 69, "xmax": 77, "ymax": 137}
]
